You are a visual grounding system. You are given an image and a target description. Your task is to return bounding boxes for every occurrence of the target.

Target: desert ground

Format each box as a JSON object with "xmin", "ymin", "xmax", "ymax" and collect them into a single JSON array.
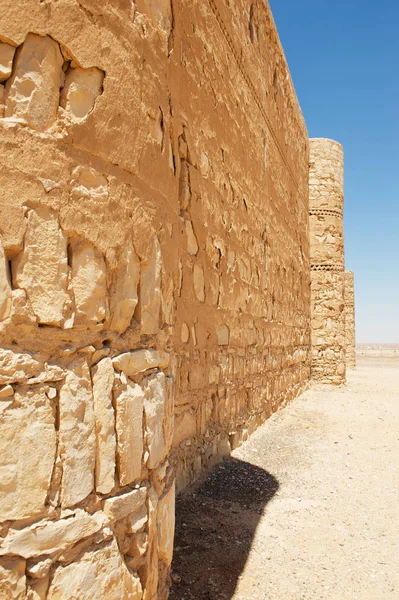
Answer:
[{"xmin": 170, "ymin": 355, "xmax": 399, "ymax": 599}]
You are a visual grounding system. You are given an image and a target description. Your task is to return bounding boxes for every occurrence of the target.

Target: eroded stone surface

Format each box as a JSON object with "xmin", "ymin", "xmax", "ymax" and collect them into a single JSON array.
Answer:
[
  {"xmin": 59, "ymin": 360, "xmax": 95, "ymax": 508},
  {"xmin": 0, "ymin": 239, "xmax": 12, "ymax": 321},
  {"xmin": 0, "ymin": 557, "xmax": 26, "ymax": 600},
  {"xmin": 143, "ymin": 372, "xmax": 171, "ymax": 469},
  {"xmin": 108, "ymin": 244, "xmax": 140, "ymax": 334},
  {"xmin": 139, "ymin": 237, "xmax": 162, "ymax": 335},
  {"xmin": 60, "ymin": 66, "xmax": 104, "ymax": 120},
  {"xmin": 70, "ymin": 240, "xmax": 107, "ymax": 326},
  {"xmin": 5, "ymin": 34, "xmax": 63, "ymax": 131},
  {"xmin": 114, "ymin": 375, "xmax": 144, "ymax": 486},
  {"xmin": 47, "ymin": 540, "xmax": 143, "ymax": 600},
  {"xmin": 103, "ymin": 487, "xmax": 147, "ymax": 522},
  {"xmin": 113, "ymin": 349, "xmax": 169, "ymax": 376},
  {"xmin": 0, "ymin": 43, "xmax": 16, "ymax": 82},
  {"xmin": 0, "ymin": 386, "xmax": 56, "ymax": 521},
  {"xmin": 92, "ymin": 358, "xmax": 116, "ymax": 495},
  {"xmin": 12, "ymin": 207, "xmax": 69, "ymax": 327}
]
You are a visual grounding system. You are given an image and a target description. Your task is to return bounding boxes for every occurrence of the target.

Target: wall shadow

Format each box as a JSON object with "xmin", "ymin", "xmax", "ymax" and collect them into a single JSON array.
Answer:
[{"xmin": 169, "ymin": 457, "xmax": 279, "ymax": 600}]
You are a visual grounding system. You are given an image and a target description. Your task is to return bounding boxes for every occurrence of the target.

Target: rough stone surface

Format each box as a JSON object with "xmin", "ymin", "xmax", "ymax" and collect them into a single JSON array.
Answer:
[
  {"xmin": 103, "ymin": 487, "xmax": 147, "ymax": 522},
  {"xmin": 12, "ymin": 207, "xmax": 69, "ymax": 327},
  {"xmin": 92, "ymin": 357, "xmax": 116, "ymax": 495},
  {"xmin": 345, "ymin": 270, "xmax": 356, "ymax": 369},
  {"xmin": 59, "ymin": 361, "xmax": 96, "ymax": 508},
  {"xmin": 113, "ymin": 375, "xmax": 144, "ymax": 486},
  {"xmin": 0, "ymin": 386, "xmax": 56, "ymax": 521},
  {"xmin": 5, "ymin": 34, "xmax": 63, "ymax": 131},
  {"xmin": 0, "ymin": 2, "xmax": 355, "ymax": 598},
  {"xmin": 47, "ymin": 540, "xmax": 143, "ymax": 600},
  {"xmin": 0, "ymin": 557, "xmax": 26, "ymax": 599}
]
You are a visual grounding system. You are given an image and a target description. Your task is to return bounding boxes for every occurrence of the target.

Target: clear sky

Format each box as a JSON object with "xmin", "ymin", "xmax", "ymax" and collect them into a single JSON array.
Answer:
[{"xmin": 269, "ymin": 0, "xmax": 399, "ymax": 344}]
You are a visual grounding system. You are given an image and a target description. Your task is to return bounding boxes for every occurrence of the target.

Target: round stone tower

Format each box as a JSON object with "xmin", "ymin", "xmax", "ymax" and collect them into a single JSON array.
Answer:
[{"xmin": 309, "ymin": 138, "xmax": 346, "ymax": 384}]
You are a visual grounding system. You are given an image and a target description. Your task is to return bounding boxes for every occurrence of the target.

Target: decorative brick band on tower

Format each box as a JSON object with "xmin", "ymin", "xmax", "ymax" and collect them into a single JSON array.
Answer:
[
  {"xmin": 309, "ymin": 139, "xmax": 346, "ymax": 384},
  {"xmin": 345, "ymin": 271, "xmax": 356, "ymax": 368}
]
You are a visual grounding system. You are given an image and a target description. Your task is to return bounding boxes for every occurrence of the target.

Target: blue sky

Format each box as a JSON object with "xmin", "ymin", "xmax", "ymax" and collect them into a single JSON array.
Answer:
[{"xmin": 269, "ymin": 0, "xmax": 399, "ymax": 344}]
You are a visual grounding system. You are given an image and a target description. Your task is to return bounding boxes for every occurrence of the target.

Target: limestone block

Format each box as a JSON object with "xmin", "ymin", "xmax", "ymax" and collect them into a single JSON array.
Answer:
[
  {"xmin": 113, "ymin": 375, "xmax": 144, "ymax": 485},
  {"xmin": 12, "ymin": 207, "xmax": 69, "ymax": 327},
  {"xmin": 127, "ymin": 504, "xmax": 148, "ymax": 534},
  {"xmin": 103, "ymin": 487, "xmax": 147, "ymax": 522},
  {"xmin": 185, "ymin": 220, "xmax": 199, "ymax": 255},
  {"xmin": 60, "ymin": 66, "xmax": 104, "ymax": 120},
  {"xmin": 172, "ymin": 410, "xmax": 196, "ymax": 447},
  {"xmin": 161, "ymin": 272, "xmax": 174, "ymax": 326},
  {"xmin": 5, "ymin": 34, "xmax": 63, "ymax": 131},
  {"xmin": 0, "ymin": 384, "xmax": 13, "ymax": 397},
  {"xmin": 112, "ymin": 349, "xmax": 169, "ymax": 376},
  {"xmin": 0, "ymin": 386, "xmax": 56, "ymax": 521},
  {"xmin": 70, "ymin": 240, "xmax": 107, "ymax": 326},
  {"xmin": 0, "ymin": 557, "xmax": 26, "ymax": 599},
  {"xmin": 92, "ymin": 358, "xmax": 116, "ymax": 495},
  {"xmin": 141, "ymin": 487, "xmax": 158, "ymax": 600},
  {"xmin": 193, "ymin": 263, "xmax": 205, "ymax": 302},
  {"xmin": 157, "ymin": 482, "xmax": 175, "ymax": 567},
  {"xmin": 108, "ymin": 244, "xmax": 140, "ymax": 334},
  {"xmin": 217, "ymin": 324, "xmax": 230, "ymax": 346},
  {"xmin": 0, "ymin": 239, "xmax": 11, "ymax": 321},
  {"xmin": 59, "ymin": 360, "xmax": 96, "ymax": 508},
  {"xmin": 0, "ymin": 510, "xmax": 107, "ymax": 558},
  {"xmin": 137, "ymin": 0, "xmax": 172, "ymax": 37},
  {"xmin": 139, "ymin": 237, "xmax": 162, "ymax": 335},
  {"xmin": 0, "ymin": 348, "xmax": 41, "ymax": 385},
  {"xmin": 143, "ymin": 372, "xmax": 172, "ymax": 469},
  {"xmin": 47, "ymin": 540, "xmax": 143, "ymax": 599},
  {"xmin": 0, "ymin": 43, "xmax": 16, "ymax": 82}
]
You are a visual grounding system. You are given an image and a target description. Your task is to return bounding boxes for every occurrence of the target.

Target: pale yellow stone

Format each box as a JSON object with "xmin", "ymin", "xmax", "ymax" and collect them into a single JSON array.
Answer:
[
  {"xmin": 60, "ymin": 66, "xmax": 104, "ymax": 120},
  {"xmin": 5, "ymin": 34, "xmax": 63, "ymax": 131},
  {"xmin": 0, "ymin": 43, "xmax": 16, "ymax": 82},
  {"xmin": 47, "ymin": 540, "xmax": 143, "ymax": 600},
  {"xmin": 217, "ymin": 324, "xmax": 229, "ymax": 345},
  {"xmin": 59, "ymin": 360, "xmax": 96, "ymax": 508},
  {"xmin": 139, "ymin": 237, "xmax": 162, "ymax": 334},
  {"xmin": 103, "ymin": 487, "xmax": 147, "ymax": 522},
  {"xmin": 113, "ymin": 375, "xmax": 144, "ymax": 485},
  {"xmin": 157, "ymin": 482, "xmax": 175, "ymax": 567},
  {"xmin": 112, "ymin": 349, "xmax": 169, "ymax": 376},
  {"xmin": 108, "ymin": 244, "xmax": 140, "ymax": 334},
  {"xmin": 193, "ymin": 263, "xmax": 205, "ymax": 302},
  {"xmin": 12, "ymin": 207, "xmax": 69, "ymax": 327},
  {"xmin": 0, "ymin": 386, "xmax": 56, "ymax": 521},
  {"xmin": 172, "ymin": 411, "xmax": 196, "ymax": 447},
  {"xmin": 70, "ymin": 240, "xmax": 107, "ymax": 325},
  {"xmin": 137, "ymin": 0, "xmax": 172, "ymax": 36},
  {"xmin": 185, "ymin": 220, "xmax": 199, "ymax": 255},
  {"xmin": 127, "ymin": 504, "xmax": 148, "ymax": 533},
  {"xmin": 0, "ymin": 239, "xmax": 11, "ymax": 321},
  {"xmin": 141, "ymin": 487, "xmax": 158, "ymax": 600},
  {"xmin": 0, "ymin": 348, "xmax": 41, "ymax": 385},
  {"xmin": 143, "ymin": 372, "xmax": 172, "ymax": 469},
  {"xmin": 0, "ymin": 557, "xmax": 26, "ymax": 600},
  {"xmin": 0, "ymin": 510, "xmax": 107, "ymax": 558},
  {"xmin": 92, "ymin": 358, "xmax": 116, "ymax": 495},
  {"xmin": 0, "ymin": 384, "xmax": 13, "ymax": 398},
  {"xmin": 181, "ymin": 322, "xmax": 190, "ymax": 343}
]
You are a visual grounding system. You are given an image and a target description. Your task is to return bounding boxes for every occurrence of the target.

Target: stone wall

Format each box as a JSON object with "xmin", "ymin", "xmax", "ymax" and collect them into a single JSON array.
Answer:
[
  {"xmin": 309, "ymin": 138, "xmax": 346, "ymax": 384},
  {"xmin": 0, "ymin": 1, "xmax": 321, "ymax": 598},
  {"xmin": 344, "ymin": 271, "xmax": 356, "ymax": 368}
]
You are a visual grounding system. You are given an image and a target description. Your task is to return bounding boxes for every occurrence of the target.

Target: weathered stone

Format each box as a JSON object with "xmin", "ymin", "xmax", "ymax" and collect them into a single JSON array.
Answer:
[
  {"xmin": 59, "ymin": 360, "xmax": 96, "ymax": 508},
  {"xmin": 0, "ymin": 386, "xmax": 56, "ymax": 521},
  {"xmin": 193, "ymin": 264, "xmax": 205, "ymax": 302},
  {"xmin": 112, "ymin": 349, "xmax": 169, "ymax": 376},
  {"xmin": 172, "ymin": 411, "xmax": 196, "ymax": 448},
  {"xmin": 108, "ymin": 244, "xmax": 140, "ymax": 334},
  {"xmin": 140, "ymin": 486, "xmax": 158, "ymax": 600},
  {"xmin": 139, "ymin": 237, "xmax": 162, "ymax": 335},
  {"xmin": 0, "ymin": 557, "xmax": 26, "ymax": 599},
  {"xmin": 113, "ymin": 375, "xmax": 144, "ymax": 485},
  {"xmin": 0, "ymin": 348, "xmax": 41, "ymax": 385},
  {"xmin": 185, "ymin": 220, "xmax": 199, "ymax": 255},
  {"xmin": 92, "ymin": 358, "xmax": 116, "ymax": 495},
  {"xmin": 127, "ymin": 504, "xmax": 148, "ymax": 534},
  {"xmin": 157, "ymin": 482, "xmax": 175, "ymax": 567},
  {"xmin": 0, "ymin": 510, "xmax": 107, "ymax": 558},
  {"xmin": 143, "ymin": 372, "xmax": 172, "ymax": 469},
  {"xmin": 0, "ymin": 384, "xmax": 13, "ymax": 398},
  {"xmin": 103, "ymin": 487, "xmax": 147, "ymax": 522},
  {"xmin": 217, "ymin": 324, "xmax": 230, "ymax": 346},
  {"xmin": 12, "ymin": 207, "xmax": 69, "ymax": 327},
  {"xmin": 137, "ymin": 0, "xmax": 172, "ymax": 37},
  {"xmin": 0, "ymin": 43, "xmax": 16, "ymax": 82},
  {"xmin": 5, "ymin": 34, "xmax": 63, "ymax": 131},
  {"xmin": 181, "ymin": 322, "xmax": 190, "ymax": 343},
  {"xmin": 60, "ymin": 66, "xmax": 104, "ymax": 120},
  {"xmin": 47, "ymin": 540, "xmax": 142, "ymax": 599},
  {"xmin": 70, "ymin": 240, "xmax": 107, "ymax": 325},
  {"xmin": 0, "ymin": 239, "xmax": 11, "ymax": 321}
]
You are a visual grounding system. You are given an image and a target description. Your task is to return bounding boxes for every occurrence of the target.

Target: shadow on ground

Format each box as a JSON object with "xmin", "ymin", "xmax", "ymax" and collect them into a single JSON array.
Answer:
[{"xmin": 169, "ymin": 457, "xmax": 279, "ymax": 600}]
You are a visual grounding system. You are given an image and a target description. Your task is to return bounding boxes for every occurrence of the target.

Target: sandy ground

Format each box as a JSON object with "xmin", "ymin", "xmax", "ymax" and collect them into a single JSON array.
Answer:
[{"xmin": 170, "ymin": 356, "xmax": 399, "ymax": 599}]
